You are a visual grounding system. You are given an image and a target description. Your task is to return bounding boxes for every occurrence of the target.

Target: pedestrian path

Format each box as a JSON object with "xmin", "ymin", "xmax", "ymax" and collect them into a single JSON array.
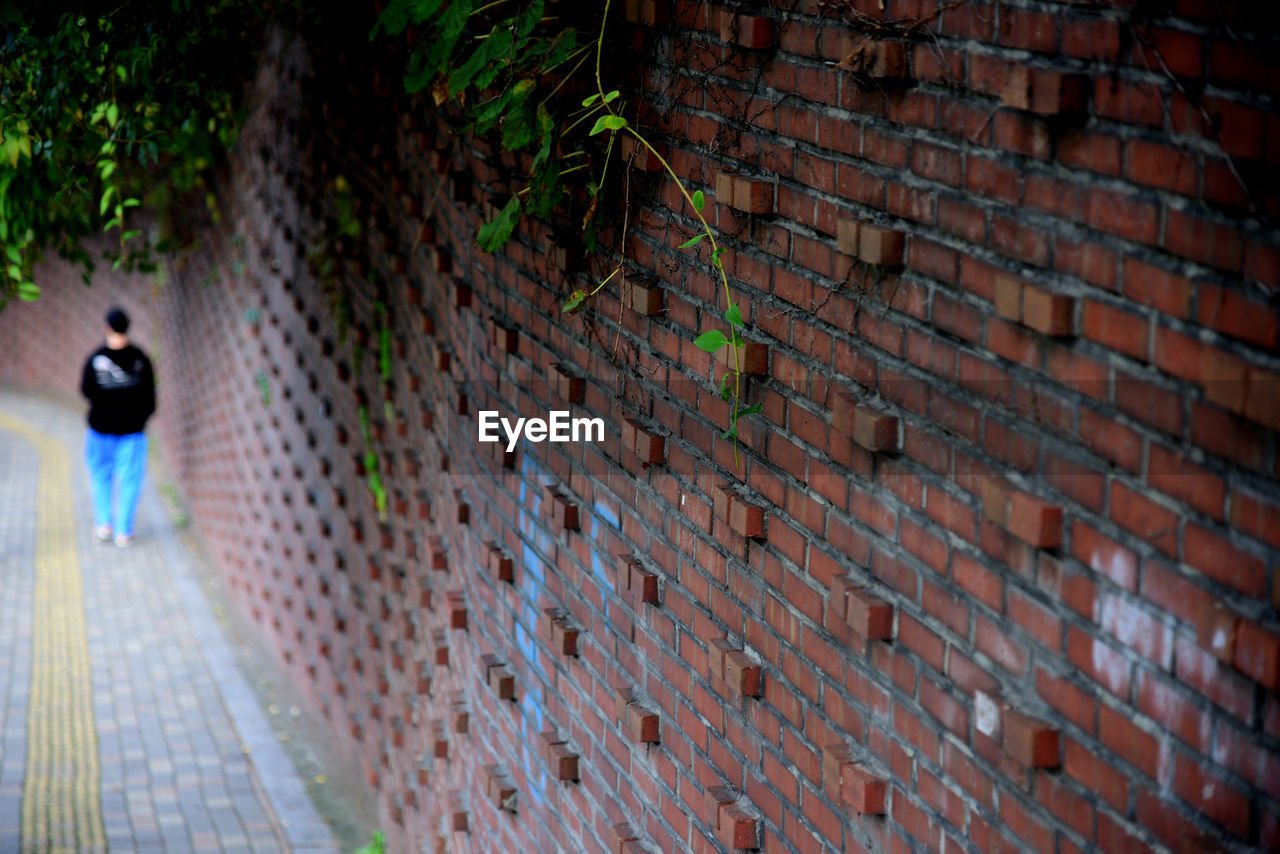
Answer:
[{"xmin": 0, "ymin": 388, "xmax": 339, "ymax": 854}]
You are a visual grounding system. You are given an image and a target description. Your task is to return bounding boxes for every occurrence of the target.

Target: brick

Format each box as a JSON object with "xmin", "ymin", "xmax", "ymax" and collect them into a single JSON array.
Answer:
[
  {"xmin": 1021, "ymin": 287, "xmax": 1075, "ymax": 336},
  {"xmin": 629, "ymin": 565, "xmax": 660, "ymax": 605},
  {"xmin": 486, "ymin": 544, "xmax": 514, "ymax": 582},
  {"xmin": 1003, "ymin": 708, "xmax": 1060, "ymax": 768},
  {"xmin": 626, "ymin": 276, "xmax": 664, "ymax": 314},
  {"xmin": 548, "ymin": 742, "xmax": 579, "ymax": 781},
  {"xmin": 845, "ymin": 588, "xmax": 894, "ymax": 640},
  {"xmin": 833, "ymin": 392, "xmax": 899, "ymax": 452},
  {"xmin": 717, "ymin": 804, "xmax": 759, "ymax": 849},
  {"xmin": 492, "ymin": 322, "xmax": 518, "ymax": 353},
  {"xmin": 727, "ymin": 496, "xmax": 766, "ymax": 538},
  {"xmin": 994, "ymin": 273, "xmax": 1023, "ymax": 321},
  {"xmin": 841, "ymin": 763, "xmax": 887, "ymax": 814},
  {"xmin": 626, "ymin": 702, "xmax": 660, "ymax": 743},
  {"xmin": 720, "ymin": 12, "xmax": 774, "ymax": 50},
  {"xmin": 1195, "ymin": 601, "xmax": 1240, "ymax": 664},
  {"xmin": 858, "ymin": 224, "xmax": 905, "ymax": 267},
  {"xmin": 618, "ymin": 134, "xmax": 666, "ymax": 171},
  {"xmin": 716, "ymin": 340, "xmax": 768, "ymax": 374},
  {"xmin": 836, "ymin": 218, "xmax": 860, "ymax": 256},
  {"xmin": 1235, "ymin": 622, "xmax": 1280, "ymax": 689},
  {"xmin": 550, "ymin": 363, "xmax": 585, "ymax": 403},
  {"xmin": 981, "ymin": 477, "xmax": 1011, "ymax": 527},
  {"xmin": 1007, "ymin": 490, "xmax": 1064, "ymax": 549},
  {"xmin": 724, "ymin": 649, "xmax": 762, "ymax": 697},
  {"xmin": 622, "ymin": 0, "xmax": 668, "ymax": 27},
  {"xmin": 731, "ymin": 176, "xmax": 775, "ymax": 214},
  {"xmin": 838, "ymin": 37, "xmax": 907, "ymax": 78},
  {"xmin": 549, "ymin": 489, "xmax": 580, "ymax": 532},
  {"xmin": 622, "ymin": 418, "xmax": 665, "ymax": 463},
  {"xmin": 1002, "ymin": 67, "xmax": 1088, "ymax": 114}
]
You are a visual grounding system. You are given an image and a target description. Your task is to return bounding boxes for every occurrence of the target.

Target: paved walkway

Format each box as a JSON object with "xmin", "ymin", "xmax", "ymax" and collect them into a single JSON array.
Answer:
[{"xmin": 0, "ymin": 389, "xmax": 339, "ymax": 854}]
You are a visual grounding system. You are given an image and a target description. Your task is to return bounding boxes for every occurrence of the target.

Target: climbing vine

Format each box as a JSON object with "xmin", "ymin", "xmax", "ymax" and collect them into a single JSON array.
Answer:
[
  {"xmin": 374, "ymin": 0, "xmax": 761, "ymax": 447},
  {"xmin": 0, "ymin": 1, "xmax": 265, "ymax": 306}
]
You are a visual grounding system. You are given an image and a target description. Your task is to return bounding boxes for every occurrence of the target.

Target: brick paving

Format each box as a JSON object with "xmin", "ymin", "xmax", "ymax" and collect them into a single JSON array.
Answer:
[{"xmin": 0, "ymin": 389, "xmax": 338, "ymax": 854}]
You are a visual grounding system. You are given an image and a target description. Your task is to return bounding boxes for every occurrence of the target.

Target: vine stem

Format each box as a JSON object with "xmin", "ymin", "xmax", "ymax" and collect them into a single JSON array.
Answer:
[{"xmin": 593, "ymin": 0, "xmax": 745, "ymax": 462}]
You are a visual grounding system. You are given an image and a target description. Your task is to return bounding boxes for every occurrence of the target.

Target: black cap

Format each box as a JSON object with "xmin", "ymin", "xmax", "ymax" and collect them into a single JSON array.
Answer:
[{"xmin": 106, "ymin": 307, "xmax": 129, "ymax": 334}]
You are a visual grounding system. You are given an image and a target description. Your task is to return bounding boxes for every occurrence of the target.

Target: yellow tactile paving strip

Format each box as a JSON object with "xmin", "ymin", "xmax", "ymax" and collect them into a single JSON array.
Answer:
[{"xmin": 0, "ymin": 415, "xmax": 106, "ymax": 854}]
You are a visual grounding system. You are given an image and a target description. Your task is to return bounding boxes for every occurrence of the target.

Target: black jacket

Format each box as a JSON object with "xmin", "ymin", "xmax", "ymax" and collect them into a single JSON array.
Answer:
[{"xmin": 80, "ymin": 344, "xmax": 156, "ymax": 435}]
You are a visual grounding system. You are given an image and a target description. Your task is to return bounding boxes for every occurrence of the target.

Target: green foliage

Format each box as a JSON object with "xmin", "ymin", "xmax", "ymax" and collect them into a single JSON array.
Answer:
[
  {"xmin": 355, "ymin": 831, "xmax": 386, "ymax": 854},
  {"xmin": 0, "ymin": 1, "xmax": 265, "ymax": 305},
  {"xmin": 374, "ymin": 0, "xmax": 766, "ymax": 456}
]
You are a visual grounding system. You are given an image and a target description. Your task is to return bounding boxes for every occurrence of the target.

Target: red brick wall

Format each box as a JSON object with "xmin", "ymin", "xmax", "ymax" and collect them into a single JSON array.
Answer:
[{"xmin": 4, "ymin": 3, "xmax": 1280, "ymax": 851}]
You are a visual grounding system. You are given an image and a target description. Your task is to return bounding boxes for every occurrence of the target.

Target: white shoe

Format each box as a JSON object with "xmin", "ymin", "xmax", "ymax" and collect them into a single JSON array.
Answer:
[
  {"xmin": 95, "ymin": 525, "xmax": 113, "ymax": 542},
  {"xmin": 114, "ymin": 534, "xmax": 134, "ymax": 549}
]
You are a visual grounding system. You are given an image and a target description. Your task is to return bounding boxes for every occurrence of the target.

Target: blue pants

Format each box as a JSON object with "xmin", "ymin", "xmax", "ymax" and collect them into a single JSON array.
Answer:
[{"xmin": 85, "ymin": 429, "xmax": 147, "ymax": 537}]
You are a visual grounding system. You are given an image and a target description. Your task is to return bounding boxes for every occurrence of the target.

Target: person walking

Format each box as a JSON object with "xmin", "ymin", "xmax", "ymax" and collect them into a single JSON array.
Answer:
[{"xmin": 80, "ymin": 307, "xmax": 156, "ymax": 548}]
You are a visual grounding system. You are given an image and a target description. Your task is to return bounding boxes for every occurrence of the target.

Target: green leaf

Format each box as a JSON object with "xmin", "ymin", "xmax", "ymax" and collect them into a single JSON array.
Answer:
[
  {"xmin": 99, "ymin": 186, "xmax": 115, "ymax": 216},
  {"xmin": 589, "ymin": 114, "xmax": 627, "ymax": 135},
  {"xmin": 694, "ymin": 329, "xmax": 729, "ymax": 353},
  {"xmin": 516, "ymin": 0, "xmax": 544, "ymax": 37},
  {"xmin": 725, "ymin": 303, "xmax": 743, "ymax": 326},
  {"xmin": 678, "ymin": 233, "xmax": 705, "ymax": 249},
  {"xmin": 562, "ymin": 289, "xmax": 588, "ymax": 313},
  {"xmin": 602, "ymin": 89, "xmax": 621, "ymax": 104},
  {"xmin": 106, "ymin": 102, "xmax": 118, "ymax": 128},
  {"xmin": 738, "ymin": 402, "xmax": 764, "ymax": 417},
  {"xmin": 582, "ymin": 93, "xmax": 601, "ymax": 107},
  {"xmin": 477, "ymin": 197, "xmax": 521, "ymax": 252},
  {"xmin": 17, "ymin": 282, "xmax": 40, "ymax": 301},
  {"xmin": 691, "ymin": 189, "xmax": 705, "ymax": 212}
]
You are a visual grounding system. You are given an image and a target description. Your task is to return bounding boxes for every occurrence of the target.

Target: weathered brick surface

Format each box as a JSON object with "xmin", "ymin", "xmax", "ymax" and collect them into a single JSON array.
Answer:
[{"xmin": 2, "ymin": 3, "xmax": 1280, "ymax": 852}]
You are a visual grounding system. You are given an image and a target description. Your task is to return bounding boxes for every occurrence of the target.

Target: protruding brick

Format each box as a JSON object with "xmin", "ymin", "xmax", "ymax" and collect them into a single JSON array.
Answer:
[
  {"xmin": 836, "ymin": 219, "xmax": 861, "ymax": 256},
  {"xmin": 617, "ymin": 135, "xmax": 667, "ymax": 172},
  {"xmin": 705, "ymin": 783, "xmax": 737, "ymax": 818},
  {"xmin": 486, "ymin": 544, "xmax": 515, "ymax": 582},
  {"xmin": 1022, "ymin": 286, "xmax": 1075, "ymax": 336},
  {"xmin": 550, "ymin": 363, "xmax": 585, "ymax": 403},
  {"xmin": 720, "ymin": 11, "xmax": 774, "ymax": 50},
  {"xmin": 492, "ymin": 322, "xmax": 518, "ymax": 353},
  {"xmin": 548, "ymin": 742, "xmax": 579, "ymax": 781},
  {"xmin": 610, "ymin": 822, "xmax": 640, "ymax": 852},
  {"xmin": 717, "ymin": 804, "xmax": 760, "ymax": 849},
  {"xmin": 1007, "ymin": 490, "xmax": 1063, "ymax": 548},
  {"xmin": 622, "ymin": 418, "xmax": 665, "ymax": 463},
  {"xmin": 727, "ymin": 496, "xmax": 766, "ymax": 538},
  {"xmin": 731, "ymin": 176, "xmax": 775, "ymax": 214},
  {"xmin": 845, "ymin": 588, "xmax": 894, "ymax": 640},
  {"xmin": 716, "ymin": 339, "xmax": 769, "ymax": 374},
  {"xmin": 1002, "ymin": 708, "xmax": 1061, "ymax": 768},
  {"xmin": 716, "ymin": 170, "xmax": 737, "ymax": 205},
  {"xmin": 1196, "ymin": 601, "xmax": 1241, "ymax": 664},
  {"xmin": 858, "ymin": 224, "xmax": 905, "ymax": 267},
  {"xmin": 445, "ymin": 591, "xmax": 467, "ymax": 630},
  {"xmin": 994, "ymin": 273, "xmax": 1023, "ymax": 321},
  {"xmin": 841, "ymin": 763, "xmax": 887, "ymax": 814},
  {"xmin": 981, "ymin": 478, "xmax": 1012, "ymax": 527},
  {"xmin": 545, "ymin": 608, "xmax": 580, "ymax": 656},
  {"xmin": 549, "ymin": 489, "xmax": 580, "ymax": 532},
  {"xmin": 626, "ymin": 563, "xmax": 659, "ymax": 605},
  {"xmin": 626, "ymin": 276, "xmax": 665, "ymax": 314},
  {"xmin": 1002, "ymin": 67, "xmax": 1088, "ymax": 115},
  {"xmin": 724, "ymin": 649, "xmax": 762, "ymax": 697},
  {"xmin": 838, "ymin": 37, "xmax": 907, "ymax": 78},
  {"xmin": 485, "ymin": 767, "xmax": 517, "ymax": 812},
  {"xmin": 626, "ymin": 702, "xmax": 660, "ymax": 743}
]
